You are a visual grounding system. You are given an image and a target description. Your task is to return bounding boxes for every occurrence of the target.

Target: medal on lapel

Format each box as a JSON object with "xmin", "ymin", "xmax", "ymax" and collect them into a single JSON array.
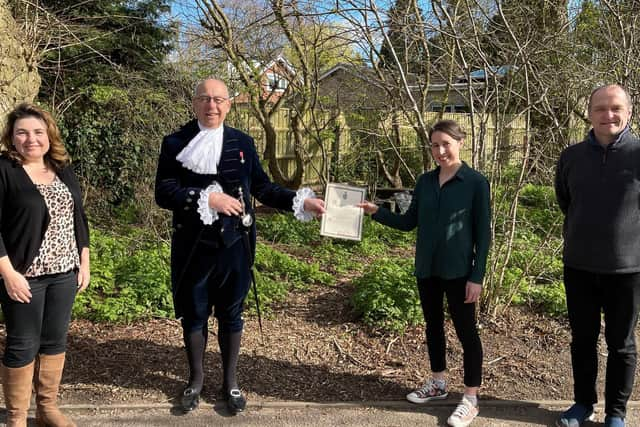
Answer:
[{"xmin": 240, "ymin": 151, "xmax": 245, "ymax": 164}]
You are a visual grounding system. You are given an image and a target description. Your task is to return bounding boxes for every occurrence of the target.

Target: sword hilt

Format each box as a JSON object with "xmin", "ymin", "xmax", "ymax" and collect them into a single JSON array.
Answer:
[{"xmin": 237, "ymin": 187, "xmax": 253, "ymax": 227}]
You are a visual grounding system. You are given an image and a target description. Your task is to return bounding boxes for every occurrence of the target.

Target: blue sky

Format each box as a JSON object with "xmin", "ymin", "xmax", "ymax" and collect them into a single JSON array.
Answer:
[{"xmin": 169, "ymin": 0, "xmax": 200, "ymax": 25}]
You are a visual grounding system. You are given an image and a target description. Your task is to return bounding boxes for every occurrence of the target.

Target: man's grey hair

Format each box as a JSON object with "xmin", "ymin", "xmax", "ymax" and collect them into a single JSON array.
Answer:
[{"xmin": 588, "ymin": 84, "xmax": 632, "ymax": 112}]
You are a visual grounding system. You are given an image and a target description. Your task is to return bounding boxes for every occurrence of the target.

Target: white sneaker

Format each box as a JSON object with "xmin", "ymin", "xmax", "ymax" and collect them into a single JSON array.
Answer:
[
  {"xmin": 406, "ymin": 379, "xmax": 448, "ymax": 404},
  {"xmin": 447, "ymin": 397, "xmax": 479, "ymax": 427}
]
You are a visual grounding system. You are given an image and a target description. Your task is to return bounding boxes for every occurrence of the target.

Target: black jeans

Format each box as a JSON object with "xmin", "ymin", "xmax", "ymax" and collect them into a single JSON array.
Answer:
[
  {"xmin": 564, "ymin": 266, "xmax": 640, "ymax": 418},
  {"xmin": 0, "ymin": 271, "xmax": 77, "ymax": 368},
  {"xmin": 418, "ymin": 276, "xmax": 483, "ymax": 387}
]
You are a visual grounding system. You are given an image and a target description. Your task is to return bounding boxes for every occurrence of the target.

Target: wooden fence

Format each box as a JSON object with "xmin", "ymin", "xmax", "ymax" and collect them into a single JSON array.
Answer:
[
  {"xmin": 226, "ymin": 107, "xmax": 533, "ymax": 185},
  {"xmin": 340, "ymin": 111, "xmax": 530, "ymax": 166},
  {"xmin": 226, "ymin": 107, "xmax": 328, "ymax": 184}
]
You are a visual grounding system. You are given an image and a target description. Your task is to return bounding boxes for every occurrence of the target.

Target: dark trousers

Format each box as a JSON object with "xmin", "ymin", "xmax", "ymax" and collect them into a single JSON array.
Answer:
[
  {"xmin": 179, "ymin": 240, "xmax": 250, "ymax": 335},
  {"xmin": 418, "ymin": 276, "xmax": 483, "ymax": 387},
  {"xmin": 564, "ymin": 266, "xmax": 640, "ymax": 418},
  {"xmin": 0, "ymin": 271, "xmax": 77, "ymax": 368}
]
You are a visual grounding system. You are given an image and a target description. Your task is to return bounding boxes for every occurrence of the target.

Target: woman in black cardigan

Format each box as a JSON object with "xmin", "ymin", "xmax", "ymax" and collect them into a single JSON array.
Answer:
[{"xmin": 0, "ymin": 103, "xmax": 90, "ymax": 427}]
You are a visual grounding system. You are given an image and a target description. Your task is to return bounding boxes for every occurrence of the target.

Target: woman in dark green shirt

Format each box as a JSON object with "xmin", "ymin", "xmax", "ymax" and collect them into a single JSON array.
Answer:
[{"xmin": 360, "ymin": 120, "xmax": 490, "ymax": 427}]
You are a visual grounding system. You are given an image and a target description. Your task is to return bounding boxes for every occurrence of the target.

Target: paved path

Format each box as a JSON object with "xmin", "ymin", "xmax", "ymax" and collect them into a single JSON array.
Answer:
[{"xmin": 9, "ymin": 400, "xmax": 640, "ymax": 426}]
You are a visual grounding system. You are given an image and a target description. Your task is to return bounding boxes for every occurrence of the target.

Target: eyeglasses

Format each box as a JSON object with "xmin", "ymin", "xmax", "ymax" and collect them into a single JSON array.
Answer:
[{"xmin": 195, "ymin": 95, "xmax": 229, "ymax": 104}]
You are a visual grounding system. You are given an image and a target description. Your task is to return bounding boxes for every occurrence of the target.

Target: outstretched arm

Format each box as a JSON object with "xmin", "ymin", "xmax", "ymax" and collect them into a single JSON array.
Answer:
[
  {"xmin": 303, "ymin": 197, "xmax": 326, "ymax": 217},
  {"xmin": 358, "ymin": 201, "xmax": 379, "ymax": 215}
]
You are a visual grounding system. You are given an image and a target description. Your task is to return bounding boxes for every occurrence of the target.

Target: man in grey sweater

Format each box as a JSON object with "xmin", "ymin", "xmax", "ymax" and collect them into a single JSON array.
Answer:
[{"xmin": 555, "ymin": 84, "xmax": 640, "ymax": 427}]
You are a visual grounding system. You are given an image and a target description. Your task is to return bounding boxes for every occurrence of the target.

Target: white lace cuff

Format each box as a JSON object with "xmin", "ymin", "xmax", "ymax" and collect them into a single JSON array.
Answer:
[
  {"xmin": 292, "ymin": 187, "xmax": 316, "ymax": 222},
  {"xmin": 197, "ymin": 182, "xmax": 224, "ymax": 225}
]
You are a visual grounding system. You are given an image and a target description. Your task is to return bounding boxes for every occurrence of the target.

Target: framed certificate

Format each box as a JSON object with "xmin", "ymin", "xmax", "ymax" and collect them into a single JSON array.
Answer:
[{"xmin": 320, "ymin": 183, "xmax": 366, "ymax": 241}]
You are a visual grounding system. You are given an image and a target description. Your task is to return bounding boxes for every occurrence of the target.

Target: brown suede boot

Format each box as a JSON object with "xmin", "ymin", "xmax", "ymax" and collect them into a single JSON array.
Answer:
[
  {"xmin": 1, "ymin": 361, "xmax": 35, "ymax": 427},
  {"xmin": 33, "ymin": 353, "xmax": 76, "ymax": 427}
]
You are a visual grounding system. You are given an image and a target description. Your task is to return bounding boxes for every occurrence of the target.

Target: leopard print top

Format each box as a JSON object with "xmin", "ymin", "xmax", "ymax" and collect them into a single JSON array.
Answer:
[{"xmin": 25, "ymin": 176, "xmax": 80, "ymax": 277}]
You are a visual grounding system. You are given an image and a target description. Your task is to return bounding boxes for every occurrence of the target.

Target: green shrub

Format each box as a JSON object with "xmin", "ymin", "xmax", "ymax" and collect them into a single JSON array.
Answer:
[
  {"xmin": 257, "ymin": 213, "xmax": 374, "ymax": 274},
  {"xmin": 519, "ymin": 183, "xmax": 556, "ymax": 207},
  {"xmin": 256, "ymin": 213, "xmax": 321, "ymax": 245},
  {"xmin": 257, "ymin": 212, "xmax": 415, "ymax": 253},
  {"xmin": 246, "ymin": 243, "xmax": 333, "ymax": 314},
  {"xmin": 311, "ymin": 241, "xmax": 360, "ymax": 274},
  {"xmin": 73, "ymin": 228, "xmax": 172, "ymax": 322},
  {"xmin": 356, "ymin": 219, "xmax": 416, "ymax": 256},
  {"xmin": 501, "ymin": 266, "xmax": 528, "ymax": 306},
  {"xmin": 362, "ymin": 218, "xmax": 416, "ymax": 248},
  {"xmin": 77, "ymin": 226, "xmax": 336, "ymax": 321},
  {"xmin": 73, "ymin": 230, "xmax": 125, "ymax": 321},
  {"xmin": 351, "ymin": 257, "xmax": 422, "ymax": 333},
  {"xmin": 509, "ymin": 233, "xmax": 562, "ymax": 279},
  {"xmin": 255, "ymin": 243, "xmax": 332, "ymax": 290},
  {"xmin": 257, "ymin": 214, "xmax": 416, "ymax": 275},
  {"xmin": 519, "ymin": 280, "xmax": 567, "ymax": 317},
  {"xmin": 488, "ymin": 181, "xmax": 567, "ymax": 316},
  {"xmin": 247, "ymin": 270, "xmax": 288, "ymax": 315},
  {"xmin": 518, "ymin": 184, "xmax": 562, "ymax": 234}
]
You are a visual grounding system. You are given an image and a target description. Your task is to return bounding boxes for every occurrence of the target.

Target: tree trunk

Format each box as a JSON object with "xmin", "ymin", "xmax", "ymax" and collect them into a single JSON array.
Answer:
[
  {"xmin": 0, "ymin": 0, "xmax": 40, "ymax": 123},
  {"xmin": 417, "ymin": 126, "xmax": 431, "ymax": 172}
]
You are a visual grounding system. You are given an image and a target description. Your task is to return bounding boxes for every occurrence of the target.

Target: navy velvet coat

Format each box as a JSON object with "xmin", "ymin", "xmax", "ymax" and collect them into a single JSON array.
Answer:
[{"xmin": 155, "ymin": 120, "xmax": 296, "ymax": 316}]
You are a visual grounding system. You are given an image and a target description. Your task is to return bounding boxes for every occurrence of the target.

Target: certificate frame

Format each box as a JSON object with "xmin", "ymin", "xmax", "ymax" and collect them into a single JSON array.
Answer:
[{"xmin": 320, "ymin": 183, "xmax": 366, "ymax": 241}]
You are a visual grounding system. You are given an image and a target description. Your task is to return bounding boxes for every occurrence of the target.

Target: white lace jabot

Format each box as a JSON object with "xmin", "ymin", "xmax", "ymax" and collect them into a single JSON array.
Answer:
[{"xmin": 176, "ymin": 122, "xmax": 224, "ymax": 174}]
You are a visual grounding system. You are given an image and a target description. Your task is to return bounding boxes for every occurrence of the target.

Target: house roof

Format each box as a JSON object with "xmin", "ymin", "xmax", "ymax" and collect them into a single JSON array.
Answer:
[
  {"xmin": 228, "ymin": 53, "xmax": 297, "ymax": 81},
  {"xmin": 255, "ymin": 53, "xmax": 297, "ymax": 77},
  {"xmin": 319, "ymin": 63, "xmax": 426, "ymax": 91},
  {"xmin": 318, "ymin": 63, "xmax": 375, "ymax": 82},
  {"xmin": 319, "ymin": 63, "xmax": 485, "ymax": 91},
  {"xmin": 464, "ymin": 65, "xmax": 512, "ymax": 81}
]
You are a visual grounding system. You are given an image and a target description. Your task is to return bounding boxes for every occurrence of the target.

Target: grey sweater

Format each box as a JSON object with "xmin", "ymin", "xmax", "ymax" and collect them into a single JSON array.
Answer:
[{"xmin": 555, "ymin": 128, "xmax": 640, "ymax": 273}]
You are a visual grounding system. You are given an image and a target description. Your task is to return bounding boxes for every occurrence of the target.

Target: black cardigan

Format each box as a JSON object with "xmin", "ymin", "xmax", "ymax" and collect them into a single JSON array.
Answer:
[{"xmin": 0, "ymin": 155, "xmax": 90, "ymax": 274}]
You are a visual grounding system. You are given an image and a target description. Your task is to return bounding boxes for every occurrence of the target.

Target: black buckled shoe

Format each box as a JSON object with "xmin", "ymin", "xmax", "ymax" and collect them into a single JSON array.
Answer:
[
  {"xmin": 180, "ymin": 387, "xmax": 200, "ymax": 413},
  {"xmin": 224, "ymin": 388, "xmax": 246, "ymax": 415}
]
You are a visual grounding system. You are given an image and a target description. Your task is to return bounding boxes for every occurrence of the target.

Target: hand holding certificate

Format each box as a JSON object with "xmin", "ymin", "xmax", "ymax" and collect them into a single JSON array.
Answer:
[{"xmin": 320, "ymin": 183, "xmax": 366, "ymax": 241}]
